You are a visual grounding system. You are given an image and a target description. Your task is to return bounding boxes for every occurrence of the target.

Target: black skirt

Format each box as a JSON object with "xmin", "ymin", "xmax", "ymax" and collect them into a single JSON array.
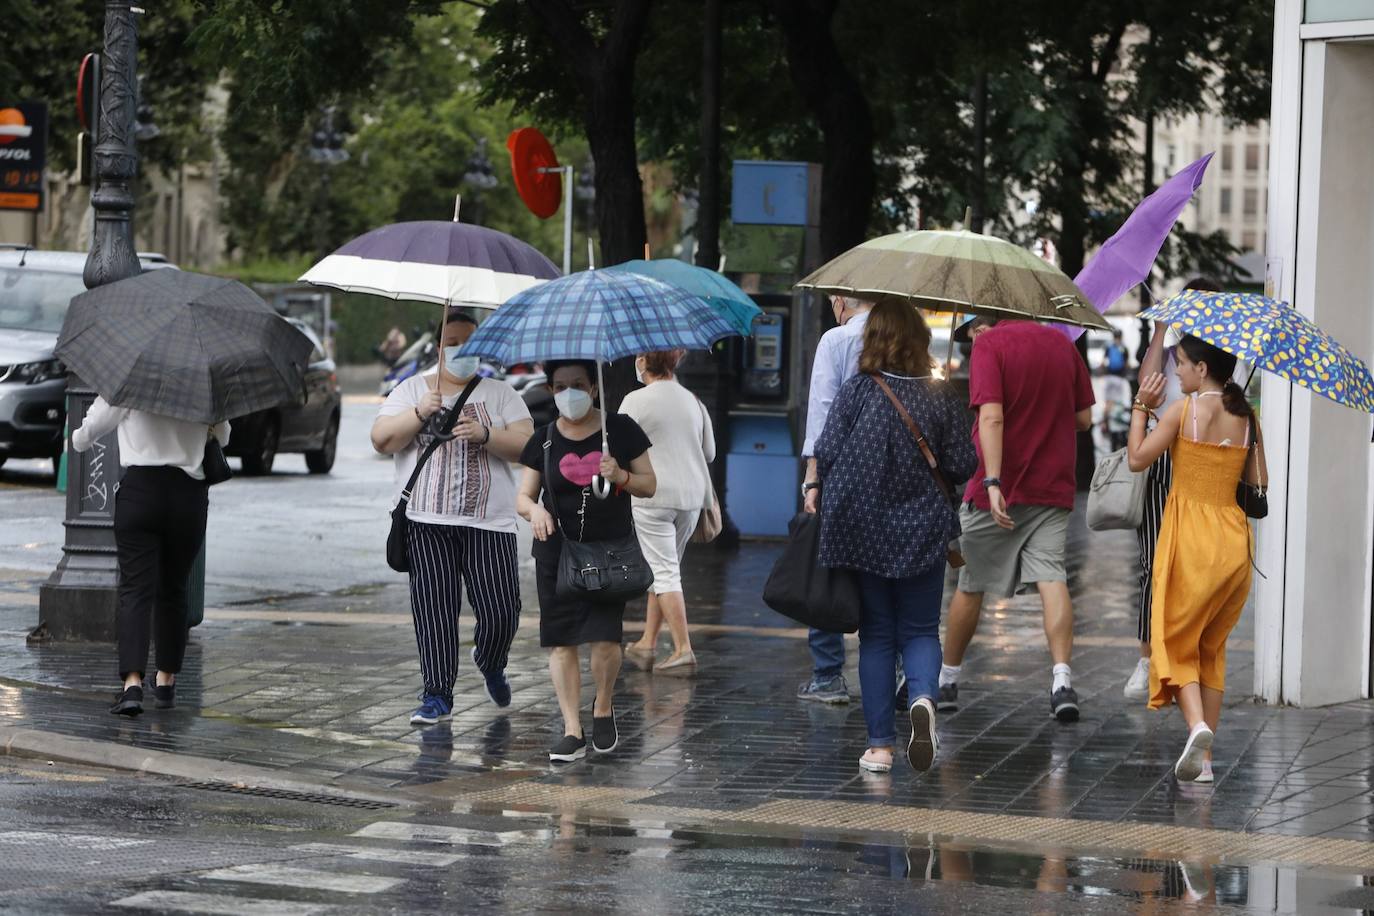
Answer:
[{"xmin": 534, "ymin": 556, "xmax": 626, "ymax": 647}]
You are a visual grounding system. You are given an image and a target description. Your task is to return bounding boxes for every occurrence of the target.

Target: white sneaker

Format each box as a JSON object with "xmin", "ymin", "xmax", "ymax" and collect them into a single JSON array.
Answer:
[
  {"xmin": 906, "ymin": 697, "xmax": 939, "ymax": 772},
  {"xmin": 1175, "ymin": 724, "xmax": 1213, "ymax": 781},
  {"xmin": 1123, "ymin": 658, "xmax": 1151, "ymax": 700}
]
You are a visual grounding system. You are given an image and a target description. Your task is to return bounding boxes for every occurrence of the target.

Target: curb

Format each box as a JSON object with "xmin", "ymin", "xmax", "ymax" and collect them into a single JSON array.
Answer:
[{"xmin": 0, "ymin": 725, "xmax": 414, "ymax": 808}]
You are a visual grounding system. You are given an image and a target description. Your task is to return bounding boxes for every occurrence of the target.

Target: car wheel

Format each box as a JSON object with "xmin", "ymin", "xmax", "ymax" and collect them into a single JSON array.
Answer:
[
  {"xmin": 305, "ymin": 413, "xmax": 339, "ymax": 474},
  {"xmin": 241, "ymin": 417, "xmax": 279, "ymax": 476}
]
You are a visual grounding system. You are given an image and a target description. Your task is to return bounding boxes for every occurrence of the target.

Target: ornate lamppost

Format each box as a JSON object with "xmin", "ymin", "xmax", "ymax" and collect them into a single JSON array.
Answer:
[
  {"xmin": 37, "ymin": 0, "xmax": 145, "ymax": 641},
  {"xmin": 459, "ymin": 137, "xmax": 498, "ymax": 226}
]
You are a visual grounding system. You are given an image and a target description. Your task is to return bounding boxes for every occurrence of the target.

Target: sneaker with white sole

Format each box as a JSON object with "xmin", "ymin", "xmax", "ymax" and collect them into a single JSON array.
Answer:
[
  {"xmin": 549, "ymin": 733, "xmax": 587, "ymax": 762},
  {"xmin": 1194, "ymin": 760, "xmax": 1214, "ymax": 784},
  {"xmin": 936, "ymin": 682, "xmax": 958, "ymax": 712},
  {"xmin": 1175, "ymin": 724, "xmax": 1214, "ymax": 781},
  {"xmin": 409, "ymin": 694, "xmax": 452, "ymax": 726},
  {"xmin": 1123, "ymin": 657, "xmax": 1151, "ymax": 700},
  {"xmin": 906, "ymin": 697, "xmax": 939, "ymax": 772},
  {"xmin": 797, "ymin": 674, "xmax": 850, "ymax": 704},
  {"xmin": 1050, "ymin": 685, "xmax": 1080, "ymax": 722}
]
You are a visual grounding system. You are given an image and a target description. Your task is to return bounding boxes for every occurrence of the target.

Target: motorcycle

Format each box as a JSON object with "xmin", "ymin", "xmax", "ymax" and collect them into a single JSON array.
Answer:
[{"xmin": 379, "ymin": 330, "xmax": 437, "ymax": 396}]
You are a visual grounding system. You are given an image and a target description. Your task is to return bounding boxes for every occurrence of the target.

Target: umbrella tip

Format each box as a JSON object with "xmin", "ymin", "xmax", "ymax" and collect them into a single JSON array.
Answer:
[
  {"xmin": 453, "ymin": 195, "xmax": 462, "ymax": 223},
  {"xmin": 963, "ymin": 206, "xmax": 972, "ymax": 230}
]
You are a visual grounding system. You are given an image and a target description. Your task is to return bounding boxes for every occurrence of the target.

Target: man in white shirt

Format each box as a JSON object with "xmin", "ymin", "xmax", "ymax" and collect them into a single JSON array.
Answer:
[
  {"xmin": 371, "ymin": 311, "xmax": 534, "ymax": 726},
  {"xmin": 798, "ymin": 295, "xmax": 873, "ymax": 704}
]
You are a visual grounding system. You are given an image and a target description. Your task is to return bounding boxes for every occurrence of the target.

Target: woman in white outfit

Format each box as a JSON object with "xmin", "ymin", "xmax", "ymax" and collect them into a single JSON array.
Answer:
[
  {"xmin": 70, "ymin": 400, "xmax": 229, "ymax": 717},
  {"xmin": 621, "ymin": 350, "xmax": 715, "ymax": 674}
]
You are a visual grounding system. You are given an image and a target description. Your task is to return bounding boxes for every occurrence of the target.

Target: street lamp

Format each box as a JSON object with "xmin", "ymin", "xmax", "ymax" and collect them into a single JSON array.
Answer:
[
  {"xmin": 39, "ymin": 0, "xmax": 144, "ymax": 641},
  {"xmin": 308, "ymin": 105, "xmax": 349, "ymax": 256},
  {"xmin": 460, "ymin": 138, "xmax": 498, "ymax": 225}
]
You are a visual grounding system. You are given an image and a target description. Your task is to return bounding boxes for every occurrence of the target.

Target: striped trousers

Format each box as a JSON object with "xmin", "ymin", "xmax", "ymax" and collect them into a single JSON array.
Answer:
[
  {"xmin": 1134, "ymin": 450, "xmax": 1174, "ymax": 644},
  {"xmin": 406, "ymin": 521, "xmax": 521, "ymax": 703}
]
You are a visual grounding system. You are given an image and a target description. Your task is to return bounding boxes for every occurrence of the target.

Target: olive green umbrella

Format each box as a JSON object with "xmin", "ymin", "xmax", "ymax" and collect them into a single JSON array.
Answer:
[{"xmin": 796, "ymin": 229, "xmax": 1111, "ymax": 331}]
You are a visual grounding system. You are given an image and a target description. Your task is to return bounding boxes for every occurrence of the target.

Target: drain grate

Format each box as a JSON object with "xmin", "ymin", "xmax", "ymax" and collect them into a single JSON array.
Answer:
[{"xmin": 178, "ymin": 781, "xmax": 398, "ymax": 810}]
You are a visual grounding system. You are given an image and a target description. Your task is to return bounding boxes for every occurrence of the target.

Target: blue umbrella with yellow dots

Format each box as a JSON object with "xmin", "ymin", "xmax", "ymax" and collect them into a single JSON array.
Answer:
[{"xmin": 1141, "ymin": 289, "xmax": 1374, "ymax": 413}]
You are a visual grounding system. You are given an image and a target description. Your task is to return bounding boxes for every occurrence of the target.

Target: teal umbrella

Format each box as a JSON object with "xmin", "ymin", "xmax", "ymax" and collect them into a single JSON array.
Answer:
[{"xmin": 607, "ymin": 259, "xmax": 761, "ymax": 337}]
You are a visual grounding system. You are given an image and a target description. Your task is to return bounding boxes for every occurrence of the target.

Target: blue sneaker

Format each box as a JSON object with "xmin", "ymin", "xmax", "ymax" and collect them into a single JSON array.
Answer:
[
  {"xmin": 410, "ymin": 694, "xmax": 452, "ymax": 726},
  {"xmin": 472, "ymin": 647, "xmax": 511, "ymax": 708},
  {"xmin": 797, "ymin": 674, "xmax": 850, "ymax": 704}
]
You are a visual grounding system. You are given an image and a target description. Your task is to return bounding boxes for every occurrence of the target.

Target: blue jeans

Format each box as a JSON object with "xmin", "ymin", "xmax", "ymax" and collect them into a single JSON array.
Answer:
[
  {"xmin": 808, "ymin": 628, "xmax": 846, "ymax": 680},
  {"xmin": 857, "ymin": 567, "xmax": 944, "ymax": 745}
]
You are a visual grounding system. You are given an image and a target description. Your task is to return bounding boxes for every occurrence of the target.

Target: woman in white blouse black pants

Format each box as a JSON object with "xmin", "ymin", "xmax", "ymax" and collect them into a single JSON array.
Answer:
[
  {"xmin": 71, "ymin": 398, "xmax": 229, "ymax": 717},
  {"xmin": 621, "ymin": 350, "xmax": 715, "ymax": 674}
]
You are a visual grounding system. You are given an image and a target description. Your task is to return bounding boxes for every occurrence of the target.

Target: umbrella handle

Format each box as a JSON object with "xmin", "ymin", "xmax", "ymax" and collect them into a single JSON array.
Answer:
[{"xmin": 591, "ymin": 359, "xmax": 613, "ymax": 500}]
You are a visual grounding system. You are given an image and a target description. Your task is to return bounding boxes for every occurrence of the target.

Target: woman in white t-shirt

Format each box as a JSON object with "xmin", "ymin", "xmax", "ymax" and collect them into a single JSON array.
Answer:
[
  {"xmin": 371, "ymin": 311, "xmax": 533, "ymax": 727},
  {"xmin": 620, "ymin": 349, "xmax": 715, "ymax": 675}
]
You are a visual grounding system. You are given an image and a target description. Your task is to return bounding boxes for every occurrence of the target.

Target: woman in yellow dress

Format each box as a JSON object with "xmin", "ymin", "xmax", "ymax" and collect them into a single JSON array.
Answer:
[{"xmin": 1127, "ymin": 335, "xmax": 1267, "ymax": 783}]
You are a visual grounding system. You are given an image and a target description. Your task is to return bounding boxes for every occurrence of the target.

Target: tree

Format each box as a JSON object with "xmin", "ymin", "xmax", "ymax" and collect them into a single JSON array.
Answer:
[{"xmin": 477, "ymin": 0, "xmax": 653, "ymax": 267}]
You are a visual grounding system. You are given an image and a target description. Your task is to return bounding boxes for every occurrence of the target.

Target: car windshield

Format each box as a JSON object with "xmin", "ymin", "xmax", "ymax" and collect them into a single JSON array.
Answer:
[{"xmin": 0, "ymin": 267, "xmax": 87, "ymax": 333}]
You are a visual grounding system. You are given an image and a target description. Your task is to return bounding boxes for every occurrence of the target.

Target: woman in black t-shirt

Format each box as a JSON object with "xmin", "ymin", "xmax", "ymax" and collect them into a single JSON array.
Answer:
[{"xmin": 517, "ymin": 360, "xmax": 655, "ymax": 763}]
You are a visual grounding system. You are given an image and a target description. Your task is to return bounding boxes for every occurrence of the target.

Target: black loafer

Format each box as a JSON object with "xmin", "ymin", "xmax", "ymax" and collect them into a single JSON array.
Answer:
[
  {"xmin": 110, "ymin": 686, "xmax": 143, "ymax": 717},
  {"xmin": 154, "ymin": 684, "xmax": 176, "ymax": 709},
  {"xmin": 592, "ymin": 707, "xmax": 618, "ymax": 754}
]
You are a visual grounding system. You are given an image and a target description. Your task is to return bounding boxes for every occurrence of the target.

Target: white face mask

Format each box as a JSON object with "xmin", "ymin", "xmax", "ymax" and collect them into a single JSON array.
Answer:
[
  {"xmin": 635, "ymin": 359, "xmax": 647, "ymax": 385},
  {"xmin": 554, "ymin": 388, "xmax": 593, "ymax": 421},
  {"xmin": 445, "ymin": 349, "xmax": 480, "ymax": 379}
]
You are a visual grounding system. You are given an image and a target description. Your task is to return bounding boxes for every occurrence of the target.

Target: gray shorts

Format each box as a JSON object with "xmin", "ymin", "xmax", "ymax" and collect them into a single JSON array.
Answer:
[{"xmin": 957, "ymin": 503, "xmax": 1070, "ymax": 598}]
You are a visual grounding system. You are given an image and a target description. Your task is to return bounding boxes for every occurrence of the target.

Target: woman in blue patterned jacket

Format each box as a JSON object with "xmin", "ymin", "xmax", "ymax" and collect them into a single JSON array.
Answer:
[{"xmin": 814, "ymin": 301, "xmax": 976, "ymax": 775}]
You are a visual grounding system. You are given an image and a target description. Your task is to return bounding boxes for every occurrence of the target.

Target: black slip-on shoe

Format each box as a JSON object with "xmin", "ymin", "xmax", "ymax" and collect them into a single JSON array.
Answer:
[
  {"xmin": 549, "ymin": 733, "xmax": 587, "ymax": 763},
  {"xmin": 110, "ymin": 686, "xmax": 143, "ymax": 717},
  {"xmin": 592, "ymin": 707, "xmax": 618, "ymax": 754},
  {"xmin": 153, "ymin": 684, "xmax": 176, "ymax": 709},
  {"xmin": 1051, "ymin": 686, "xmax": 1080, "ymax": 723}
]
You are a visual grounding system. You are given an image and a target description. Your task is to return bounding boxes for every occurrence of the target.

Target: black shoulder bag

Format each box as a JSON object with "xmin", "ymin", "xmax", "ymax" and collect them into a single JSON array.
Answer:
[
  {"xmin": 203, "ymin": 430, "xmax": 233, "ymax": 486},
  {"xmin": 386, "ymin": 376, "xmax": 482, "ymax": 573},
  {"xmin": 1236, "ymin": 413, "xmax": 1268, "ymax": 519},
  {"xmin": 540, "ymin": 424, "xmax": 654, "ymax": 603}
]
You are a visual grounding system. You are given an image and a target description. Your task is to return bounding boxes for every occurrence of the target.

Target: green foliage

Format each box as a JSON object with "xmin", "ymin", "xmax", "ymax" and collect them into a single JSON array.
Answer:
[{"xmin": 330, "ymin": 295, "xmax": 438, "ymax": 366}]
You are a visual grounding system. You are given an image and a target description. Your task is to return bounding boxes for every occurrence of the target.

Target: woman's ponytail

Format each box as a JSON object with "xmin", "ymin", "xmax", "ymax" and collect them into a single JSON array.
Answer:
[{"xmin": 1221, "ymin": 380, "xmax": 1251, "ymax": 418}]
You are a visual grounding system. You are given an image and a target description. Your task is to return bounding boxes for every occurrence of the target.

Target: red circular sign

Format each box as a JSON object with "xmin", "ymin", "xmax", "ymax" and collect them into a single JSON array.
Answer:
[{"xmin": 506, "ymin": 127, "xmax": 562, "ymax": 219}]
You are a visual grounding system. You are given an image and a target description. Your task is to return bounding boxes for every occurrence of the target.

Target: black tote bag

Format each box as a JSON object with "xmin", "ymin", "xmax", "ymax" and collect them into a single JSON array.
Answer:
[
  {"xmin": 386, "ymin": 376, "xmax": 482, "ymax": 573},
  {"xmin": 762, "ymin": 511, "xmax": 861, "ymax": 634}
]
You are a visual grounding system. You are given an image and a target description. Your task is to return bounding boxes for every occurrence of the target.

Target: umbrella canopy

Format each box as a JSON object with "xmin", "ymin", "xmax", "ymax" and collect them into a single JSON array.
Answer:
[
  {"xmin": 1141, "ymin": 290, "xmax": 1374, "ymax": 413},
  {"xmin": 796, "ymin": 229, "xmax": 1110, "ymax": 330},
  {"xmin": 605, "ymin": 259, "xmax": 762, "ymax": 337},
  {"xmin": 1061, "ymin": 153, "xmax": 1213, "ymax": 341},
  {"xmin": 300, "ymin": 220, "xmax": 560, "ymax": 307},
  {"xmin": 55, "ymin": 270, "xmax": 314, "ymax": 425},
  {"xmin": 458, "ymin": 269, "xmax": 739, "ymax": 365}
]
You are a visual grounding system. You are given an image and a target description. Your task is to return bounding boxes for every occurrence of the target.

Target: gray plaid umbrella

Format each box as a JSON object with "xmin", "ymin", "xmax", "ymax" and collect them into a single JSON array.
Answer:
[{"xmin": 55, "ymin": 270, "xmax": 314, "ymax": 424}]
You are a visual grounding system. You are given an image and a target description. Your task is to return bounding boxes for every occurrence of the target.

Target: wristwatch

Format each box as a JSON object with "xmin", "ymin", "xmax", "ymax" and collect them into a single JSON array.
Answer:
[
  {"xmin": 982, "ymin": 477, "xmax": 1002, "ymax": 490},
  {"xmin": 801, "ymin": 481, "xmax": 821, "ymax": 497}
]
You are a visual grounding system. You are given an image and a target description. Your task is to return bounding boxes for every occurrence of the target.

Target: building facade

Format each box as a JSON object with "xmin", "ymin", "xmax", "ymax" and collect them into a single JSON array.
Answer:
[{"xmin": 1259, "ymin": 0, "xmax": 1374, "ymax": 705}]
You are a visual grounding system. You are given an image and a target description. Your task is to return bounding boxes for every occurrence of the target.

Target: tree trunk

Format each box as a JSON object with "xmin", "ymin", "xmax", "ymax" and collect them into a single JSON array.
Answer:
[
  {"xmin": 696, "ymin": 0, "xmax": 722, "ymax": 272},
  {"xmin": 970, "ymin": 66, "xmax": 988, "ymax": 233},
  {"xmin": 767, "ymin": 0, "xmax": 876, "ymax": 260}
]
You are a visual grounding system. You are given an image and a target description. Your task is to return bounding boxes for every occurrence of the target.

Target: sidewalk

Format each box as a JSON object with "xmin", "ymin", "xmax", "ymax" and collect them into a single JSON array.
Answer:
[{"xmin": 2, "ymin": 507, "xmax": 1373, "ymax": 869}]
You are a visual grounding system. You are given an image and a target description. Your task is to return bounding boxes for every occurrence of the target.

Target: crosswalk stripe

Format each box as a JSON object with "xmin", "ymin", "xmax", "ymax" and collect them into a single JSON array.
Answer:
[
  {"xmin": 0, "ymin": 830, "xmax": 151, "ymax": 850},
  {"xmin": 110, "ymin": 890, "xmax": 330, "ymax": 915},
  {"xmin": 290, "ymin": 842, "xmax": 466, "ymax": 866},
  {"xmin": 351, "ymin": 821, "xmax": 549, "ymax": 847},
  {"xmin": 203, "ymin": 863, "xmax": 403, "ymax": 894}
]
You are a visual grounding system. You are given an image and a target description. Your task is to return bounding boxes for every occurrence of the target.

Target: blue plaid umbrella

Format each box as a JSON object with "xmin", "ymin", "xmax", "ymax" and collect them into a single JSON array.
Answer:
[
  {"xmin": 605, "ymin": 259, "xmax": 762, "ymax": 337},
  {"xmin": 461, "ymin": 268, "xmax": 739, "ymax": 497}
]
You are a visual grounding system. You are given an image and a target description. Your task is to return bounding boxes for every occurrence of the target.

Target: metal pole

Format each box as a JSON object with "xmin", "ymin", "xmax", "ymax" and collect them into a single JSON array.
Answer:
[
  {"xmin": 37, "ymin": 0, "xmax": 142, "ymax": 642},
  {"xmin": 590, "ymin": 360, "xmax": 613, "ymax": 499},
  {"xmin": 563, "ymin": 165, "xmax": 574, "ymax": 274}
]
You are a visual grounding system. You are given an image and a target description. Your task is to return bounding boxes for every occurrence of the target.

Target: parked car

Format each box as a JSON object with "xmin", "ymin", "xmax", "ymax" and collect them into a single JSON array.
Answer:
[
  {"xmin": 0, "ymin": 246, "xmax": 173, "ymax": 473},
  {"xmin": 224, "ymin": 318, "xmax": 341, "ymax": 475}
]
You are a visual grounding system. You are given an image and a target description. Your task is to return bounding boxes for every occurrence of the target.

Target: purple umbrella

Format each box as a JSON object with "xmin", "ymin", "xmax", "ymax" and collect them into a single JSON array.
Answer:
[
  {"xmin": 300, "ymin": 220, "xmax": 560, "ymax": 308},
  {"xmin": 1060, "ymin": 152, "xmax": 1214, "ymax": 341}
]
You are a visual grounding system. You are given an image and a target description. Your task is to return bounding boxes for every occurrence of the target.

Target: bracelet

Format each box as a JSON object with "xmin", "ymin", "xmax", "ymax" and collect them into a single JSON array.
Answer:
[
  {"xmin": 1131, "ymin": 402, "xmax": 1157, "ymax": 419},
  {"xmin": 480, "ymin": 425, "xmax": 491, "ymax": 445},
  {"xmin": 414, "ymin": 406, "xmax": 425, "ymax": 423}
]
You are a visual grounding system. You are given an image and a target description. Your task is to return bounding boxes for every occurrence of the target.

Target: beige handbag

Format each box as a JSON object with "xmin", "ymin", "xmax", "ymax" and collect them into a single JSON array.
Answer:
[{"xmin": 690, "ymin": 398, "xmax": 722, "ymax": 544}]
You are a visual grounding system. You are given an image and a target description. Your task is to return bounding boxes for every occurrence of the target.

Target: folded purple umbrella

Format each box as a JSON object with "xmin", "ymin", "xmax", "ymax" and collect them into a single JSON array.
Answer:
[{"xmin": 1060, "ymin": 152, "xmax": 1213, "ymax": 341}]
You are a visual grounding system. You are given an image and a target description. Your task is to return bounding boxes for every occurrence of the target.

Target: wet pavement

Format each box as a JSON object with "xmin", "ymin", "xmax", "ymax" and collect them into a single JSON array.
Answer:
[
  {"xmin": 3, "ymin": 402, "xmax": 1374, "ymax": 912},
  {"xmin": 5, "ymin": 756, "xmax": 1374, "ymax": 914}
]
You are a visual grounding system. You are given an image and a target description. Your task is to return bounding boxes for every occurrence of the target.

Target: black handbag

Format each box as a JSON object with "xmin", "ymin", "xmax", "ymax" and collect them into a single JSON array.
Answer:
[
  {"xmin": 1236, "ymin": 414, "xmax": 1268, "ymax": 519},
  {"xmin": 386, "ymin": 376, "xmax": 483, "ymax": 573},
  {"xmin": 540, "ymin": 424, "xmax": 654, "ymax": 603},
  {"xmin": 203, "ymin": 434, "xmax": 232, "ymax": 486},
  {"xmin": 762, "ymin": 511, "xmax": 861, "ymax": 634}
]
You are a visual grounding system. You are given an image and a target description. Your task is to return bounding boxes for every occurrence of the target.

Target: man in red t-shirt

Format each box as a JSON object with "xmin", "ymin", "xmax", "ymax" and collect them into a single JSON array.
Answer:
[{"xmin": 937, "ymin": 318, "xmax": 1095, "ymax": 723}]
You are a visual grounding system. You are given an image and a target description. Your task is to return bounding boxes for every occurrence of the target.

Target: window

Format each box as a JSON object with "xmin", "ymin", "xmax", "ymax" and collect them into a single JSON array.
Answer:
[
  {"xmin": 1244, "ymin": 188, "xmax": 1259, "ymax": 216},
  {"xmin": 1242, "ymin": 231, "xmax": 1258, "ymax": 251},
  {"xmin": 1220, "ymin": 188, "xmax": 1232, "ymax": 215},
  {"xmin": 1221, "ymin": 146, "xmax": 1233, "ymax": 171},
  {"xmin": 1246, "ymin": 143, "xmax": 1261, "ymax": 171}
]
